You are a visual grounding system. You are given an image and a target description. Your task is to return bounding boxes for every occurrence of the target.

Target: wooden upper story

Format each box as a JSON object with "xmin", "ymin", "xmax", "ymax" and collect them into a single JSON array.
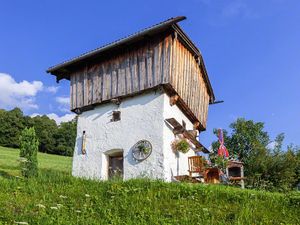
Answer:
[{"xmin": 47, "ymin": 17, "xmax": 215, "ymax": 130}]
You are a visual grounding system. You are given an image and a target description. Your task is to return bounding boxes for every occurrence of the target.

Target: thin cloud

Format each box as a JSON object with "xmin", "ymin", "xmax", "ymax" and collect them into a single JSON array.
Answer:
[
  {"xmin": 58, "ymin": 106, "xmax": 70, "ymax": 113},
  {"xmin": 56, "ymin": 96, "xmax": 70, "ymax": 112},
  {"xmin": 221, "ymin": 1, "xmax": 258, "ymax": 19},
  {"xmin": 0, "ymin": 73, "xmax": 43, "ymax": 110},
  {"xmin": 45, "ymin": 86, "xmax": 59, "ymax": 94},
  {"xmin": 56, "ymin": 96, "xmax": 69, "ymax": 105},
  {"xmin": 31, "ymin": 113, "xmax": 75, "ymax": 125}
]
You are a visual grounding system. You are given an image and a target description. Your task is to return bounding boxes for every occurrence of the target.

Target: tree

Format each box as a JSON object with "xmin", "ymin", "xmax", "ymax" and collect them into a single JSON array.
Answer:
[
  {"xmin": 212, "ymin": 118, "xmax": 270, "ymax": 172},
  {"xmin": 53, "ymin": 119, "xmax": 77, "ymax": 156},
  {"xmin": 211, "ymin": 118, "xmax": 300, "ymax": 191},
  {"xmin": 0, "ymin": 108, "xmax": 77, "ymax": 156},
  {"xmin": 31, "ymin": 115, "xmax": 58, "ymax": 154},
  {"xmin": 0, "ymin": 108, "xmax": 26, "ymax": 148},
  {"xmin": 19, "ymin": 127, "xmax": 39, "ymax": 178},
  {"xmin": 295, "ymin": 147, "xmax": 300, "ymax": 187}
]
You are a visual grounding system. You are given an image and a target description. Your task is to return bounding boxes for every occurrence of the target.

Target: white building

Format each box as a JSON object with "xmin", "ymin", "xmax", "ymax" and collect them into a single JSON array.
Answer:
[{"xmin": 47, "ymin": 16, "xmax": 215, "ymax": 181}]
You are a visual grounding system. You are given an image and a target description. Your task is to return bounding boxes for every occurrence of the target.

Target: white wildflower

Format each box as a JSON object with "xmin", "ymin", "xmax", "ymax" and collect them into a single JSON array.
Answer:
[
  {"xmin": 75, "ymin": 210, "xmax": 81, "ymax": 213},
  {"xmin": 14, "ymin": 222, "xmax": 28, "ymax": 225},
  {"xmin": 36, "ymin": 203, "xmax": 46, "ymax": 209},
  {"xmin": 50, "ymin": 206, "xmax": 58, "ymax": 210},
  {"xmin": 85, "ymin": 194, "xmax": 90, "ymax": 198}
]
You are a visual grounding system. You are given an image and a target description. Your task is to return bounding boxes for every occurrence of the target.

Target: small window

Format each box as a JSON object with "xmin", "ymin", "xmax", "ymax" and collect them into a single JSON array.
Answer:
[{"xmin": 111, "ymin": 111, "xmax": 121, "ymax": 122}]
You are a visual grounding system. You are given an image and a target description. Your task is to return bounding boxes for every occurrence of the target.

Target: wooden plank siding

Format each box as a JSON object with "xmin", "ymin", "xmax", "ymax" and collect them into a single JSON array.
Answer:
[
  {"xmin": 69, "ymin": 34, "xmax": 210, "ymax": 129},
  {"xmin": 70, "ymin": 35, "xmax": 171, "ymax": 109},
  {"xmin": 169, "ymin": 38, "xmax": 210, "ymax": 128}
]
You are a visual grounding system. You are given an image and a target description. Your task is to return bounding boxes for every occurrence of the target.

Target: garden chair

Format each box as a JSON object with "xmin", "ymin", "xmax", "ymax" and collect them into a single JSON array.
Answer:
[{"xmin": 188, "ymin": 156, "xmax": 205, "ymax": 178}]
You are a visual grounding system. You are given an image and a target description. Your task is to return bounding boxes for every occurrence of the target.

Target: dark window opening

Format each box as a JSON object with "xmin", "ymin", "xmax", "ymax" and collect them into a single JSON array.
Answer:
[
  {"xmin": 111, "ymin": 111, "xmax": 121, "ymax": 122},
  {"xmin": 228, "ymin": 167, "xmax": 241, "ymax": 177}
]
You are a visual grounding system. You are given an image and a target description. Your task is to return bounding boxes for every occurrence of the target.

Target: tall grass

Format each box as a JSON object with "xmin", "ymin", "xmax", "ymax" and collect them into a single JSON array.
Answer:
[
  {"xmin": 0, "ymin": 146, "xmax": 71, "ymax": 177},
  {"xmin": 0, "ymin": 170, "xmax": 299, "ymax": 224},
  {"xmin": 0, "ymin": 146, "xmax": 299, "ymax": 224}
]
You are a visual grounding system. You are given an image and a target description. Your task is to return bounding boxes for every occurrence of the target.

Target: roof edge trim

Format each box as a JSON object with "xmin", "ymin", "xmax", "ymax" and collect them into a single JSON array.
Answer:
[{"xmin": 47, "ymin": 16, "xmax": 186, "ymax": 74}]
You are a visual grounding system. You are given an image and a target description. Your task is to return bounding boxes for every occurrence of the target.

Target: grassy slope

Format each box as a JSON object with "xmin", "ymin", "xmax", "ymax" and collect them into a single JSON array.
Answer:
[
  {"xmin": 0, "ymin": 146, "xmax": 72, "ymax": 177},
  {"xmin": 0, "ymin": 146, "xmax": 299, "ymax": 225}
]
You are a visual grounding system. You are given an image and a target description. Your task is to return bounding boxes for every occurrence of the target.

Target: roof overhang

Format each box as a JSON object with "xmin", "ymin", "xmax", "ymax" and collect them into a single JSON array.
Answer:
[
  {"xmin": 47, "ymin": 16, "xmax": 215, "ymax": 102},
  {"xmin": 47, "ymin": 16, "xmax": 186, "ymax": 77}
]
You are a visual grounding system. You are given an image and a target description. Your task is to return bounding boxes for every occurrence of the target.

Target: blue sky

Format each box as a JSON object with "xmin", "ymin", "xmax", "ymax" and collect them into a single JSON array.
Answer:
[{"xmin": 0, "ymin": 0, "xmax": 299, "ymax": 147}]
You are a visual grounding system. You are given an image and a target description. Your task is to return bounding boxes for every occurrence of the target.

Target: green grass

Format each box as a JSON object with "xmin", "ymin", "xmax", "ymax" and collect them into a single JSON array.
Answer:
[
  {"xmin": 0, "ymin": 146, "xmax": 72, "ymax": 177},
  {"xmin": 0, "ymin": 146, "xmax": 299, "ymax": 224}
]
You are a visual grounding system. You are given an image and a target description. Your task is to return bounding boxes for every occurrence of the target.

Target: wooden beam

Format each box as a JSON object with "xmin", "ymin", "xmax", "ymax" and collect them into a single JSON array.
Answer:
[
  {"xmin": 162, "ymin": 84, "xmax": 206, "ymax": 131},
  {"xmin": 165, "ymin": 118, "xmax": 209, "ymax": 153},
  {"xmin": 182, "ymin": 130, "xmax": 202, "ymax": 150},
  {"xmin": 111, "ymin": 98, "xmax": 121, "ymax": 105},
  {"xmin": 193, "ymin": 122, "xmax": 200, "ymax": 130},
  {"xmin": 165, "ymin": 118, "xmax": 184, "ymax": 134},
  {"xmin": 186, "ymin": 130, "xmax": 197, "ymax": 139},
  {"xmin": 170, "ymin": 94, "xmax": 179, "ymax": 106}
]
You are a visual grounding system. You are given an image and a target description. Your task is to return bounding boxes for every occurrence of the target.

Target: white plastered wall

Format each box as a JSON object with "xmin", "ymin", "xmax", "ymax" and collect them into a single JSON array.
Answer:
[
  {"xmin": 72, "ymin": 89, "xmax": 197, "ymax": 181},
  {"xmin": 72, "ymin": 89, "xmax": 165, "ymax": 180},
  {"xmin": 162, "ymin": 94, "xmax": 196, "ymax": 182}
]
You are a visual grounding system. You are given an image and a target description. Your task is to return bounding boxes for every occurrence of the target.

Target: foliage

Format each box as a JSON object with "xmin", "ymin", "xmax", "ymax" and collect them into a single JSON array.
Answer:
[
  {"xmin": 211, "ymin": 118, "xmax": 300, "ymax": 191},
  {"xmin": 0, "ymin": 172, "xmax": 299, "ymax": 224},
  {"xmin": 172, "ymin": 139, "xmax": 190, "ymax": 153},
  {"xmin": 0, "ymin": 108, "xmax": 26, "ymax": 148},
  {"xmin": 0, "ymin": 146, "xmax": 72, "ymax": 177},
  {"xmin": 295, "ymin": 147, "xmax": 300, "ymax": 187},
  {"xmin": 1, "ymin": 146, "xmax": 300, "ymax": 224},
  {"xmin": 211, "ymin": 118, "xmax": 269, "ymax": 162},
  {"xmin": 31, "ymin": 115, "xmax": 57, "ymax": 154},
  {"xmin": 19, "ymin": 127, "xmax": 39, "ymax": 178},
  {"xmin": 138, "ymin": 144, "xmax": 151, "ymax": 154},
  {"xmin": 210, "ymin": 155, "xmax": 229, "ymax": 171},
  {"xmin": 53, "ymin": 121, "xmax": 77, "ymax": 156},
  {"xmin": 0, "ymin": 108, "xmax": 77, "ymax": 156}
]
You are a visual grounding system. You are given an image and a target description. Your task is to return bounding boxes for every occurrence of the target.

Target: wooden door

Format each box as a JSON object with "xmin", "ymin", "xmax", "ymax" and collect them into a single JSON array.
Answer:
[{"xmin": 108, "ymin": 155, "xmax": 123, "ymax": 179}]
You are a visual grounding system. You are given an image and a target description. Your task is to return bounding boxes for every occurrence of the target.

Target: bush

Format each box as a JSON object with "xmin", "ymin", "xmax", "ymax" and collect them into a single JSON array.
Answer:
[{"xmin": 19, "ymin": 127, "xmax": 39, "ymax": 178}]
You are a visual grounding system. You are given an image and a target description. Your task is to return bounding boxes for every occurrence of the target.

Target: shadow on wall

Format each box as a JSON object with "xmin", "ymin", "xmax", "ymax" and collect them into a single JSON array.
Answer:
[
  {"xmin": 164, "ymin": 121, "xmax": 174, "ymax": 132},
  {"xmin": 176, "ymin": 151, "xmax": 180, "ymax": 176},
  {"xmin": 126, "ymin": 145, "xmax": 140, "ymax": 166},
  {"xmin": 92, "ymin": 104, "xmax": 119, "ymax": 121},
  {"xmin": 75, "ymin": 137, "xmax": 83, "ymax": 156},
  {"xmin": 121, "ymin": 89, "xmax": 163, "ymax": 109},
  {"xmin": 126, "ymin": 143, "xmax": 163, "ymax": 179},
  {"xmin": 82, "ymin": 89, "xmax": 161, "ymax": 122}
]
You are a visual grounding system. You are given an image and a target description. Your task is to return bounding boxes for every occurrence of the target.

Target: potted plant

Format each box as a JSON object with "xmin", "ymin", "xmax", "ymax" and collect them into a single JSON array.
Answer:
[{"xmin": 171, "ymin": 138, "xmax": 190, "ymax": 154}]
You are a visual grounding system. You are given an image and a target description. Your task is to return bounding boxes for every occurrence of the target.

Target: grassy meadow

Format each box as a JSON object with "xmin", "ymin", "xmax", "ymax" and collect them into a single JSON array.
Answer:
[
  {"xmin": 0, "ymin": 146, "xmax": 72, "ymax": 177},
  {"xmin": 0, "ymin": 146, "xmax": 299, "ymax": 225}
]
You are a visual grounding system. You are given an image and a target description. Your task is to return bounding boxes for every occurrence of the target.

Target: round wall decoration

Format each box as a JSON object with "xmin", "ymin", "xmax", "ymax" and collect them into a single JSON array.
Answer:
[{"xmin": 132, "ymin": 140, "xmax": 152, "ymax": 161}]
